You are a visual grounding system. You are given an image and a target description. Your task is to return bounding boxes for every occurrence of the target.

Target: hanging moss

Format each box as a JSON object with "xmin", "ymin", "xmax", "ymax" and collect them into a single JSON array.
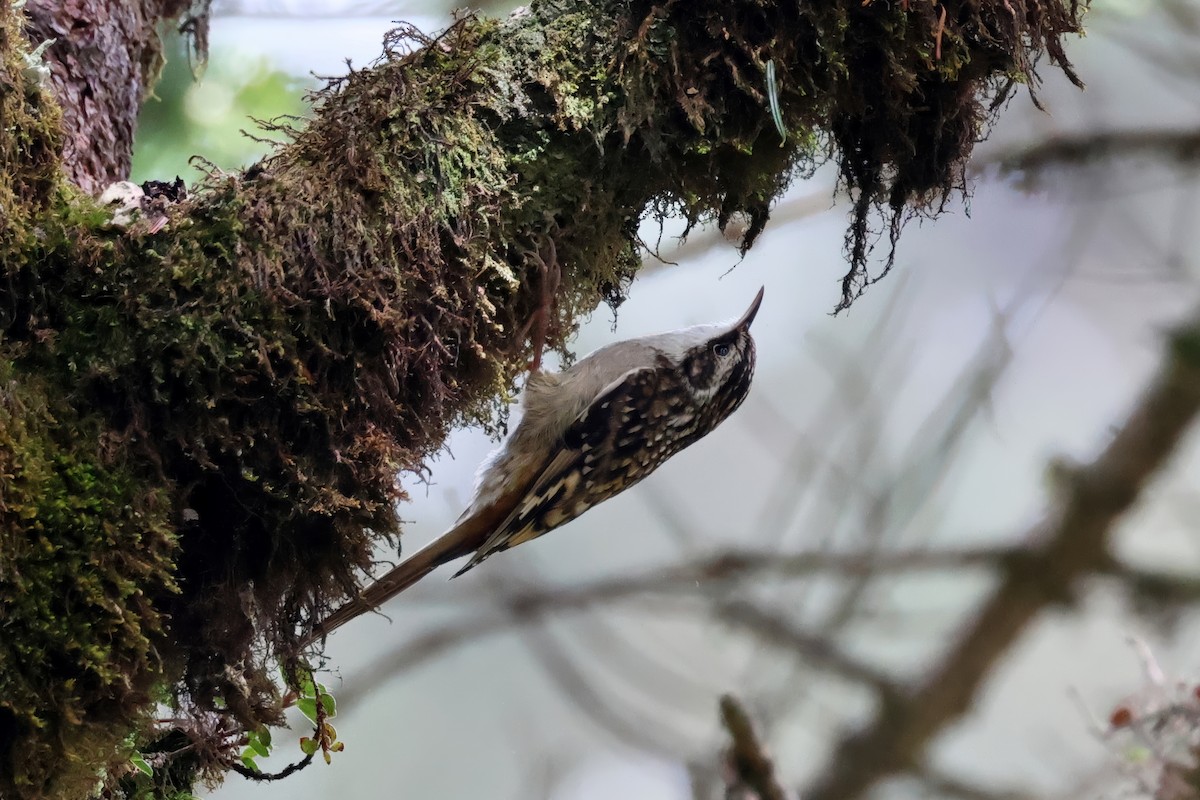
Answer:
[{"xmin": 609, "ymin": 0, "xmax": 1083, "ymax": 309}]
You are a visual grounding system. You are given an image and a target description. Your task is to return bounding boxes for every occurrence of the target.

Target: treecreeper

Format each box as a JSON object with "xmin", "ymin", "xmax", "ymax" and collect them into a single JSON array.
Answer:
[{"xmin": 302, "ymin": 287, "xmax": 765, "ymax": 646}]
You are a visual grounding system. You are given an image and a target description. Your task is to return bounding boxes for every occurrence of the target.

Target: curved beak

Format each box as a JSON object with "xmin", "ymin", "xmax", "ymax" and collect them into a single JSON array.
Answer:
[{"xmin": 734, "ymin": 286, "xmax": 765, "ymax": 330}]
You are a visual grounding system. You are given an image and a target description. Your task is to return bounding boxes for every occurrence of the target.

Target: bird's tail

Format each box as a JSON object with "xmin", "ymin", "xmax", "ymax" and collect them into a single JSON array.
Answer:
[
  {"xmin": 299, "ymin": 474, "xmax": 538, "ymax": 648},
  {"xmin": 299, "ymin": 519, "xmax": 481, "ymax": 648}
]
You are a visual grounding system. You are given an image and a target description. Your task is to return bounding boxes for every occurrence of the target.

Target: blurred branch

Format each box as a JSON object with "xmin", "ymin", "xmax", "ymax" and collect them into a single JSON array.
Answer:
[
  {"xmin": 559, "ymin": 612, "xmax": 717, "ymax": 721},
  {"xmin": 979, "ymin": 129, "xmax": 1200, "ymax": 175},
  {"xmin": 656, "ymin": 126, "xmax": 1200, "ymax": 272},
  {"xmin": 1100, "ymin": 562, "xmax": 1200, "ymax": 608},
  {"xmin": 720, "ymin": 694, "xmax": 790, "ymax": 800},
  {"xmin": 917, "ymin": 767, "xmax": 1036, "ymax": 800},
  {"xmin": 494, "ymin": 546, "xmax": 1013, "ymax": 608},
  {"xmin": 643, "ymin": 188, "xmax": 837, "ymax": 271},
  {"xmin": 340, "ymin": 545, "xmax": 1009, "ymax": 709},
  {"xmin": 521, "ymin": 621, "xmax": 685, "ymax": 755},
  {"xmin": 657, "ymin": 126, "xmax": 1200, "ymax": 270},
  {"xmin": 803, "ymin": 315, "xmax": 1200, "ymax": 800},
  {"xmin": 717, "ymin": 602, "xmax": 899, "ymax": 695},
  {"xmin": 808, "ymin": 288, "xmax": 1022, "ymax": 641}
]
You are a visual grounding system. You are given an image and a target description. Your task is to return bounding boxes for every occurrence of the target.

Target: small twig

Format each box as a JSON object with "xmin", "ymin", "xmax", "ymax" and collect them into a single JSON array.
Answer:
[
  {"xmin": 719, "ymin": 694, "xmax": 789, "ymax": 800},
  {"xmin": 1068, "ymin": 685, "xmax": 1112, "ymax": 739},
  {"xmin": 1129, "ymin": 634, "xmax": 1169, "ymax": 687},
  {"xmin": 227, "ymin": 752, "xmax": 314, "ymax": 782},
  {"xmin": 225, "ymin": 678, "xmax": 323, "ymax": 781}
]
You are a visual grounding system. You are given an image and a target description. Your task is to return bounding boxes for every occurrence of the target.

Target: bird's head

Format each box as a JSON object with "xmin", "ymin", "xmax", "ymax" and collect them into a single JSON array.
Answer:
[{"xmin": 651, "ymin": 286, "xmax": 763, "ymax": 414}]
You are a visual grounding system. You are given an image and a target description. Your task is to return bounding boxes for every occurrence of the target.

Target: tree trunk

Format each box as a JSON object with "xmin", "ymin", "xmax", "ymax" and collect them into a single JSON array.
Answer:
[{"xmin": 22, "ymin": 0, "xmax": 203, "ymax": 194}]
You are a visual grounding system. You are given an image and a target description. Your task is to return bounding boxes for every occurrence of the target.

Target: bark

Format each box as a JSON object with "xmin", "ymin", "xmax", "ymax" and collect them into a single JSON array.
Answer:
[
  {"xmin": 22, "ymin": 0, "xmax": 205, "ymax": 194},
  {"xmin": 0, "ymin": 0, "xmax": 1085, "ymax": 796}
]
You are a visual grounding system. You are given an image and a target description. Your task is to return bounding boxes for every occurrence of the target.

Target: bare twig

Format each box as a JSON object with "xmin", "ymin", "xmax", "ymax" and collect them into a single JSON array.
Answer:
[{"xmin": 227, "ymin": 752, "xmax": 314, "ymax": 782}]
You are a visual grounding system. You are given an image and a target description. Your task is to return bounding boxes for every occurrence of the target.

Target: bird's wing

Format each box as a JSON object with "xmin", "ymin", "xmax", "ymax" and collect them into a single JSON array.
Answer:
[{"xmin": 454, "ymin": 365, "xmax": 665, "ymax": 576}]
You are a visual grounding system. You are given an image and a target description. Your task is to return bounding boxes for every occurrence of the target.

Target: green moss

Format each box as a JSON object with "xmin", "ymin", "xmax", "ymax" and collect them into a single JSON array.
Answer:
[
  {"xmin": 0, "ymin": 357, "xmax": 177, "ymax": 799},
  {"xmin": 0, "ymin": 2, "xmax": 64, "ymax": 271}
]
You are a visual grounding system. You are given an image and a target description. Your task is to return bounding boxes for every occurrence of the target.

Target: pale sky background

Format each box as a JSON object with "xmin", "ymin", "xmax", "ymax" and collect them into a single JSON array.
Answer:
[{"xmin": 158, "ymin": 2, "xmax": 1200, "ymax": 798}]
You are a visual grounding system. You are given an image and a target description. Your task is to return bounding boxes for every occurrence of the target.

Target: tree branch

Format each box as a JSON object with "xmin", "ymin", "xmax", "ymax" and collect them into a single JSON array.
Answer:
[
  {"xmin": 488, "ymin": 546, "xmax": 1015, "ymax": 609},
  {"xmin": 334, "ymin": 545, "xmax": 1012, "ymax": 709}
]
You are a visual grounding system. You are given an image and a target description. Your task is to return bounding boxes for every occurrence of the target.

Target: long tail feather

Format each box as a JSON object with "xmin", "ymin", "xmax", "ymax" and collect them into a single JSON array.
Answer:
[
  {"xmin": 300, "ymin": 469, "xmax": 540, "ymax": 648},
  {"xmin": 299, "ymin": 520, "xmax": 479, "ymax": 647}
]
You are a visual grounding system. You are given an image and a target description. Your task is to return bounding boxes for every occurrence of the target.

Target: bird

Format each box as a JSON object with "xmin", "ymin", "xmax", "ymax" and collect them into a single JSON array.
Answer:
[{"xmin": 302, "ymin": 286, "xmax": 764, "ymax": 645}]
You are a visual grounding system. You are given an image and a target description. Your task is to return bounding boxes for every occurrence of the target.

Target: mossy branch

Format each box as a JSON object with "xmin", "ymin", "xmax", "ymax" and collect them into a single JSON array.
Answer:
[{"xmin": 0, "ymin": 0, "xmax": 1084, "ymax": 795}]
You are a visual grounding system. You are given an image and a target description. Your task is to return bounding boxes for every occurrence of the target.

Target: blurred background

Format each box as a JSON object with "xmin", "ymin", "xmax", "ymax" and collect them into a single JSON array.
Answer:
[{"xmin": 132, "ymin": 1, "xmax": 1200, "ymax": 798}]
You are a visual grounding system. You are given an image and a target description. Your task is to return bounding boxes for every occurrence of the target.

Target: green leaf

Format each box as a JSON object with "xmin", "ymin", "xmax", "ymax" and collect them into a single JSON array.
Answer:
[
  {"xmin": 1125, "ymin": 746, "xmax": 1151, "ymax": 764},
  {"xmin": 240, "ymin": 752, "xmax": 259, "ymax": 772},
  {"xmin": 299, "ymin": 736, "xmax": 319, "ymax": 756},
  {"xmin": 319, "ymin": 692, "xmax": 336, "ymax": 717},
  {"xmin": 766, "ymin": 59, "xmax": 787, "ymax": 144},
  {"xmin": 297, "ymin": 697, "xmax": 318, "ymax": 724},
  {"xmin": 130, "ymin": 753, "xmax": 153, "ymax": 777},
  {"xmin": 248, "ymin": 736, "xmax": 270, "ymax": 758},
  {"xmin": 257, "ymin": 726, "xmax": 272, "ymax": 749}
]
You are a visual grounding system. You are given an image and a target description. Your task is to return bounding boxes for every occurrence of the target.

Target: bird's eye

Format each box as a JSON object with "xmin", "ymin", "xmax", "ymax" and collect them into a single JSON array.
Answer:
[{"xmin": 713, "ymin": 343, "xmax": 732, "ymax": 358}]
